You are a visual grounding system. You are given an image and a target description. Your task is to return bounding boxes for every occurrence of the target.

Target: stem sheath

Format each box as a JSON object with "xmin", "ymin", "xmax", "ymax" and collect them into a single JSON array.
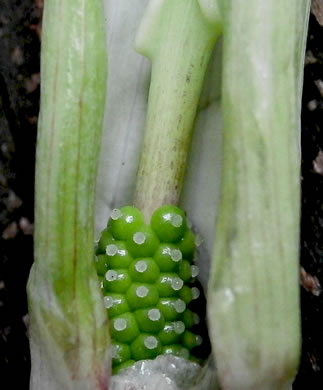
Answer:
[
  {"xmin": 27, "ymin": 1, "xmax": 110, "ymax": 389},
  {"xmin": 133, "ymin": 0, "xmax": 221, "ymax": 219},
  {"xmin": 208, "ymin": 1, "xmax": 310, "ymax": 389}
]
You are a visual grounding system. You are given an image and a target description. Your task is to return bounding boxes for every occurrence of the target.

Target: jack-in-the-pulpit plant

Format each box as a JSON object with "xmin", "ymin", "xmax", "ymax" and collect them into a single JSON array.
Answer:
[{"xmin": 27, "ymin": 0, "xmax": 311, "ymax": 389}]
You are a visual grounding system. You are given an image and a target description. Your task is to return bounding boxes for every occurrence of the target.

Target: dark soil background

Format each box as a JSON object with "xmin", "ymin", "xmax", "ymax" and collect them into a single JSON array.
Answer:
[{"xmin": 0, "ymin": 1, "xmax": 322, "ymax": 389}]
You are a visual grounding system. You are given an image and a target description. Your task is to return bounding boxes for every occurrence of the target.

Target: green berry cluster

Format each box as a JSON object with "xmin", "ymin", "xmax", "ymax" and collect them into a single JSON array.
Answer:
[{"xmin": 95, "ymin": 205, "xmax": 210, "ymax": 374}]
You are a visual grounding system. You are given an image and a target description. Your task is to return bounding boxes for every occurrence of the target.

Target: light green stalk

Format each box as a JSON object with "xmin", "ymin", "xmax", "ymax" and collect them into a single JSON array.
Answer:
[
  {"xmin": 208, "ymin": 1, "xmax": 310, "ymax": 390},
  {"xmin": 27, "ymin": 1, "xmax": 110, "ymax": 389},
  {"xmin": 133, "ymin": 0, "xmax": 221, "ymax": 219}
]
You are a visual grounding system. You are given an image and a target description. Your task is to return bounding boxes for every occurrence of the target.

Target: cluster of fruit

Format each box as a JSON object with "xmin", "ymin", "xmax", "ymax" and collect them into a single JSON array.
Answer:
[{"xmin": 95, "ymin": 205, "xmax": 209, "ymax": 373}]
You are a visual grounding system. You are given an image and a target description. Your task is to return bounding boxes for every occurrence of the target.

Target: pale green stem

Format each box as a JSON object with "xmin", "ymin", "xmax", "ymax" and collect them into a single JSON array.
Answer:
[
  {"xmin": 133, "ymin": 0, "xmax": 221, "ymax": 220},
  {"xmin": 27, "ymin": 1, "xmax": 110, "ymax": 389},
  {"xmin": 208, "ymin": 1, "xmax": 310, "ymax": 390}
]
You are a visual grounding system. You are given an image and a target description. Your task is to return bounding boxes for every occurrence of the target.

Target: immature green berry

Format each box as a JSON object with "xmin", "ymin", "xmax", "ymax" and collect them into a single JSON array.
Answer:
[
  {"xmin": 105, "ymin": 241, "xmax": 133, "ymax": 269},
  {"xmin": 156, "ymin": 273, "xmax": 184, "ymax": 297},
  {"xmin": 96, "ymin": 229, "xmax": 115, "ymax": 254},
  {"xmin": 128, "ymin": 258, "xmax": 160, "ymax": 283},
  {"xmin": 162, "ymin": 345, "xmax": 190, "ymax": 359},
  {"xmin": 103, "ymin": 269, "xmax": 132, "ymax": 293},
  {"xmin": 154, "ymin": 243, "xmax": 182, "ymax": 272},
  {"xmin": 151, "ymin": 205, "xmax": 187, "ymax": 243},
  {"xmin": 130, "ymin": 334, "xmax": 161, "ymax": 361},
  {"xmin": 104, "ymin": 293, "xmax": 130, "ymax": 318},
  {"xmin": 110, "ymin": 312, "xmax": 140, "ymax": 343},
  {"xmin": 126, "ymin": 225, "xmax": 160, "ymax": 258},
  {"xmin": 111, "ymin": 342, "xmax": 132, "ymax": 366},
  {"xmin": 126, "ymin": 283, "xmax": 160, "ymax": 310},
  {"xmin": 135, "ymin": 308, "xmax": 165, "ymax": 333},
  {"xmin": 157, "ymin": 298, "xmax": 185, "ymax": 321},
  {"xmin": 95, "ymin": 254, "xmax": 108, "ymax": 276},
  {"xmin": 108, "ymin": 206, "xmax": 145, "ymax": 241},
  {"xmin": 177, "ymin": 229, "xmax": 196, "ymax": 260},
  {"xmin": 112, "ymin": 360, "xmax": 136, "ymax": 375},
  {"xmin": 158, "ymin": 321, "xmax": 185, "ymax": 345}
]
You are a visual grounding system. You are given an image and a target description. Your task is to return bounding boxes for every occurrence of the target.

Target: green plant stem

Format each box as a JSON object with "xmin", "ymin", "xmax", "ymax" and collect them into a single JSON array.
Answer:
[
  {"xmin": 133, "ymin": 0, "xmax": 221, "ymax": 219},
  {"xmin": 27, "ymin": 1, "xmax": 109, "ymax": 389},
  {"xmin": 207, "ymin": 1, "xmax": 310, "ymax": 390}
]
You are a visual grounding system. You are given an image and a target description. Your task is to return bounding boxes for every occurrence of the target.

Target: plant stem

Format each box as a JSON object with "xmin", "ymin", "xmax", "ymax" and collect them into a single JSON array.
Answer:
[
  {"xmin": 27, "ymin": 1, "xmax": 110, "ymax": 389},
  {"xmin": 207, "ymin": 1, "xmax": 310, "ymax": 389},
  {"xmin": 133, "ymin": 0, "xmax": 221, "ymax": 220}
]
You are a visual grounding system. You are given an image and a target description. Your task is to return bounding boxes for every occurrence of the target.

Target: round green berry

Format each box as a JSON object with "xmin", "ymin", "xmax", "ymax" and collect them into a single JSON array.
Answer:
[
  {"xmin": 111, "ymin": 342, "xmax": 131, "ymax": 366},
  {"xmin": 135, "ymin": 308, "xmax": 165, "ymax": 333},
  {"xmin": 126, "ymin": 225, "xmax": 159, "ymax": 258},
  {"xmin": 95, "ymin": 254, "xmax": 108, "ymax": 276},
  {"xmin": 128, "ymin": 258, "xmax": 160, "ymax": 283},
  {"xmin": 178, "ymin": 260, "xmax": 193, "ymax": 282},
  {"xmin": 96, "ymin": 229, "xmax": 115, "ymax": 254},
  {"xmin": 151, "ymin": 205, "xmax": 187, "ymax": 243},
  {"xmin": 112, "ymin": 360, "xmax": 135, "ymax": 375},
  {"xmin": 126, "ymin": 283, "xmax": 159, "ymax": 310},
  {"xmin": 108, "ymin": 206, "xmax": 145, "ymax": 241},
  {"xmin": 158, "ymin": 321, "xmax": 186, "ymax": 345},
  {"xmin": 105, "ymin": 241, "xmax": 133, "ymax": 269},
  {"xmin": 156, "ymin": 273, "xmax": 184, "ymax": 297},
  {"xmin": 103, "ymin": 269, "xmax": 132, "ymax": 294},
  {"xmin": 178, "ymin": 285, "xmax": 193, "ymax": 304},
  {"xmin": 103, "ymin": 293, "xmax": 130, "ymax": 318},
  {"xmin": 162, "ymin": 345, "xmax": 190, "ymax": 359},
  {"xmin": 182, "ymin": 330, "xmax": 203, "ymax": 350},
  {"xmin": 182, "ymin": 309, "xmax": 200, "ymax": 329},
  {"xmin": 177, "ymin": 229, "xmax": 196, "ymax": 260},
  {"xmin": 130, "ymin": 334, "xmax": 161, "ymax": 361},
  {"xmin": 154, "ymin": 243, "xmax": 182, "ymax": 272},
  {"xmin": 110, "ymin": 312, "xmax": 140, "ymax": 343},
  {"xmin": 157, "ymin": 298, "xmax": 186, "ymax": 321}
]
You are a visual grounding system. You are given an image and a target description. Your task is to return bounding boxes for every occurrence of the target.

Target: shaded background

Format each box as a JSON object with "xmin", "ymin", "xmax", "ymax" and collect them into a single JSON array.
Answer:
[{"xmin": 0, "ymin": 1, "xmax": 323, "ymax": 388}]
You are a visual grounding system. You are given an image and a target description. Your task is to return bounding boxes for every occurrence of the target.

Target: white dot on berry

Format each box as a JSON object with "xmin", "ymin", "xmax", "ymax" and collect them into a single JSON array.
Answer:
[
  {"xmin": 103, "ymin": 296, "xmax": 114, "ymax": 309},
  {"xmin": 171, "ymin": 214, "xmax": 183, "ymax": 228},
  {"xmin": 135, "ymin": 260, "xmax": 148, "ymax": 273},
  {"xmin": 174, "ymin": 321, "xmax": 185, "ymax": 334},
  {"xmin": 133, "ymin": 232, "xmax": 146, "ymax": 245},
  {"xmin": 171, "ymin": 277, "xmax": 183, "ymax": 291},
  {"xmin": 144, "ymin": 336, "xmax": 158, "ymax": 350},
  {"xmin": 105, "ymin": 270, "xmax": 118, "ymax": 281},
  {"xmin": 111, "ymin": 208, "xmax": 122, "ymax": 220},
  {"xmin": 192, "ymin": 287, "xmax": 200, "ymax": 300},
  {"xmin": 136, "ymin": 286, "xmax": 148, "ymax": 298},
  {"xmin": 171, "ymin": 249, "xmax": 182, "ymax": 262},
  {"xmin": 196, "ymin": 335, "xmax": 203, "ymax": 346},
  {"xmin": 174, "ymin": 299, "xmax": 186, "ymax": 313},
  {"xmin": 191, "ymin": 265, "xmax": 199, "ymax": 277},
  {"xmin": 148, "ymin": 309, "xmax": 161, "ymax": 321},
  {"xmin": 106, "ymin": 244, "xmax": 118, "ymax": 256},
  {"xmin": 114, "ymin": 318, "xmax": 127, "ymax": 331}
]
